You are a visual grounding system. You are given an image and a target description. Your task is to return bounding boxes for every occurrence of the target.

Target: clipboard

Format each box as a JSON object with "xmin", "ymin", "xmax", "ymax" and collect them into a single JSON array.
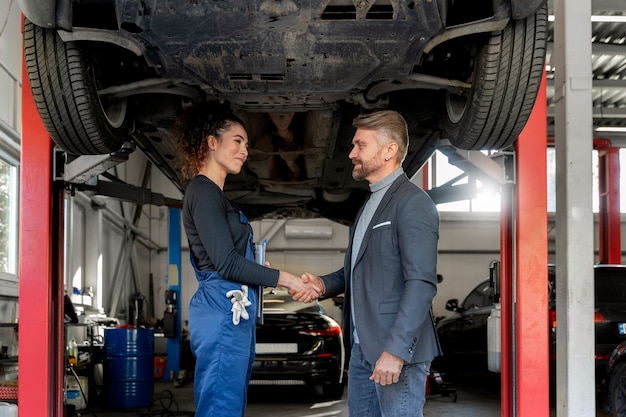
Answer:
[{"xmin": 255, "ymin": 239, "xmax": 267, "ymax": 325}]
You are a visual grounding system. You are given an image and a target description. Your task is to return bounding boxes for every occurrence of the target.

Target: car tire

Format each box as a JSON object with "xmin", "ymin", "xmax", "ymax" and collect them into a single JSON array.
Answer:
[
  {"xmin": 610, "ymin": 362, "xmax": 626, "ymax": 417},
  {"xmin": 23, "ymin": 20, "xmax": 132, "ymax": 155},
  {"xmin": 322, "ymin": 382, "xmax": 345, "ymax": 399},
  {"xmin": 441, "ymin": 5, "xmax": 548, "ymax": 151}
]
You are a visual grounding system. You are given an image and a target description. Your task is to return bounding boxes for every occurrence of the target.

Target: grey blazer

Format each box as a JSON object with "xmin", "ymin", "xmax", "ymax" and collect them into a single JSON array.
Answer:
[{"xmin": 321, "ymin": 174, "xmax": 442, "ymax": 365}]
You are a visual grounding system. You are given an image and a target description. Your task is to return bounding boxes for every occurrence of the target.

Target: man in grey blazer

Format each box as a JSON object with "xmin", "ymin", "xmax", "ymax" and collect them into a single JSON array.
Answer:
[{"xmin": 299, "ymin": 110, "xmax": 441, "ymax": 417}]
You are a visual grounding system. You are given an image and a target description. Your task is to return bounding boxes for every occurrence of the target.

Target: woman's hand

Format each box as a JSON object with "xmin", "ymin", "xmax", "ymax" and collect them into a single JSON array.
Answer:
[{"xmin": 277, "ymin": 271, "xmax": 323, "ymax": 302}]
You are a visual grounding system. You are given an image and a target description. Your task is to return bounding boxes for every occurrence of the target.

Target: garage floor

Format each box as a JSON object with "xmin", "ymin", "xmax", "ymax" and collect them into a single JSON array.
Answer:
[{"xmin": 78, "ymin": 374, "xmax": 612, "ymax": 417}]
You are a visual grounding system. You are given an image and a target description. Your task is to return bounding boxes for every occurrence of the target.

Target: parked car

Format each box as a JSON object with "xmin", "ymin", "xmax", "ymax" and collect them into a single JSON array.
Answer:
[
  {"xmin": 251, "ymin": 288, "xmax": 346, "ymax": 399},
  {"xmin": 606, "ymin": 341, "xmax": 626, "ymax": 416},
  {"xmin": 18, "ymin": 0, "xmax": 547, "ymax": 224},
  {"xmin": 434, "ymin": 264, "xmax": 626, "ymax": 388}
]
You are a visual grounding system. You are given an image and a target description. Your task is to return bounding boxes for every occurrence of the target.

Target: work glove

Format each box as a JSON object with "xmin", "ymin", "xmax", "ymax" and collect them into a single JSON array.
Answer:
[{"xmin": 226, "ymin": 285, "xmax": 252, "ymax": 325}]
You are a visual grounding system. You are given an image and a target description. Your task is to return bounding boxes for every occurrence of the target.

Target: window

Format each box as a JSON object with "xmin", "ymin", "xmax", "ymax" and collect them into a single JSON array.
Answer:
[
  {"xmin": 433, "ymin": 146, "xmax": 626, "ymax": 213},
  {"xmin": 547, "ymin": 147, "xmax": 625, "ymax": 213},
  {"xmin": 0, "ymin": 158, "xmax": 16, "ymax": 273},
  {"xmin": 0, "ymin": 154, "xmax": 18, "ymax": 296},
  {"xmin": 430, "ymin": 150, "xmax": 501, "ymax": 212}
]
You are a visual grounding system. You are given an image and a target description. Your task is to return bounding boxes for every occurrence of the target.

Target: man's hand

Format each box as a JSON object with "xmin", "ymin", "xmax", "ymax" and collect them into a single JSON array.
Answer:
[
  {"xmin": 369, "ymin": 351, "xmax": 404, "ymax": 386},
  {"xmin": 291, "ymin": 272, "xmax": 325, "ymax": 303},
  {"xmin": 278, "ymin": 271, "xmax": 322, "ymax": 303}
]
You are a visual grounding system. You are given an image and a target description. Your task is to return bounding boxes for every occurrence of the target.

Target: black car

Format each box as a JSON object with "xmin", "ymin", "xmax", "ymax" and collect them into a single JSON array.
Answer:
[
  {"xmin": 606, "ymin": 341, "xmax": 626, "ymax": 416},
  {"xmin": 18, "ymin": 0, "xmax": 547, "ymax": 224},
  {"xmin": 433, "ymin": 276, "xmax": 496, "ymax": 376},
  {"xmin": 434, "ymin": 264, "xmax": 626, "ymax": 387},
  {"xmin": 251, "ymin": 288, "xmax": 346, "ymax": 399}
]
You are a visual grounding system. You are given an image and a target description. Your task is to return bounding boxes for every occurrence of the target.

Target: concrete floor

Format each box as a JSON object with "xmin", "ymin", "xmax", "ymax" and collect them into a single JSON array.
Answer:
[{"xmin": 75, "ymin": 375, "xmax": 612, "ymax": 417}]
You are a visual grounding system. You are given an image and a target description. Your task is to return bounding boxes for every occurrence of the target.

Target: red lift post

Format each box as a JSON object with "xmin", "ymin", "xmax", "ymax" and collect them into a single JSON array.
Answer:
[
  {"xmin": 501, "ymin": 71, "xmax": 549, "ymax": 417},
  {"xmin": 19, "ymin": 32, "xmax": 65, "ymax": 417},
  {"xmin": 594, "ymin": 138, "xmax": 621, "ymax": 265}
]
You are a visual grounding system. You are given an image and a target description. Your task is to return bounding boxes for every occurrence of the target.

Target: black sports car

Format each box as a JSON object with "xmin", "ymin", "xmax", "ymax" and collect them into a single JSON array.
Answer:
[
  {"xmin": 18, "ymin": 0, "xmax": 547, "ymax": 224},
  {"xmin": 606, "ymin": 340, "xmax": 626, "ymax": 416},
  {"xmin": 434, "ymin": 264, "xmax": 626, "ymax": 389},
  {"xmin": 251, "ymin": 288, "xmax": 346, "ymax": 399}
]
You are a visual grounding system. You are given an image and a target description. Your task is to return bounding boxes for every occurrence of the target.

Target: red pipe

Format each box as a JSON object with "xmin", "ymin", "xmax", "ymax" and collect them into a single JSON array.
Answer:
[{"xmin": 500, "ymin": 183, "xmax": 514, "ymax": 417}]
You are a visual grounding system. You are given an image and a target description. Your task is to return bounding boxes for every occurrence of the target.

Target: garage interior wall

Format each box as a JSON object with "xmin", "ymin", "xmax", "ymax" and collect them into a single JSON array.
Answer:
[
  {"xmin": 1, "ymin": 1, "xmax": 623, "ymax": 350},
  {"xmin": 37, "ymin": 181, "xmax": 626, "ymax": 333},
  {"xmin": 0, "ymin": 1, "xmax": 625, "ymax": 374}
]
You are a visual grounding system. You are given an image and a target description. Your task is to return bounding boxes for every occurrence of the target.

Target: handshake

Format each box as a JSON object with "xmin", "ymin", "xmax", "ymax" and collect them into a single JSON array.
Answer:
[{"xmin": 282, "ymin": 271, "xmax": 324, "ymax": 304}]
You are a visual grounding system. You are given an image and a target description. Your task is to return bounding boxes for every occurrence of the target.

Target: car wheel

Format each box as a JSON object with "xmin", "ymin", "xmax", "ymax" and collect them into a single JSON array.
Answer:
[
  {"xmin": 441, "ymin": 5, "xmax": 548, "ymax": 151},
  {"xmin": 322, "ymin": 382, "xmax": 345, "ymax": 399},
  {"xmin": 23, "ymin": 20, "xmax": 132, "ymax": 155},
  {"xmin": 611, "ymin": 362, "xmax": 626, "ymax": 417}
]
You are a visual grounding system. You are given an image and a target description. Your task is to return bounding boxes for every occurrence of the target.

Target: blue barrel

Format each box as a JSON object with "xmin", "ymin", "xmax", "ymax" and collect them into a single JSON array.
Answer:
[{"xmin": 104, "ymin": 328, "xmax": 154, "ymax": 408}]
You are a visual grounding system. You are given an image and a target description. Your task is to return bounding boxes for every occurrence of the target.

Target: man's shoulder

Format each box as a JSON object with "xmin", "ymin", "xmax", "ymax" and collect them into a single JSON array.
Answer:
[{"xmin": 394, "ymin": 176, "xmax": 429, "ymax": 197}]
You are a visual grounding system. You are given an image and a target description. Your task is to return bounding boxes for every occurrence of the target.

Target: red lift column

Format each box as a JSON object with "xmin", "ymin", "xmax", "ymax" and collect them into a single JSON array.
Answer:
[
  {"xmin": 501, "ymin": 71, "xmax": 549, "ymax": 417},
  {"xmin": 594, "ymin": 138, "xmax": 621, "ymax": 265},
  {"xmin": 18, "ymin": 34, "xmax": 65, "ymax": 416},
  {"xmin": 514, "ymin": 71, "xmax": 549, "ymax": 417}
]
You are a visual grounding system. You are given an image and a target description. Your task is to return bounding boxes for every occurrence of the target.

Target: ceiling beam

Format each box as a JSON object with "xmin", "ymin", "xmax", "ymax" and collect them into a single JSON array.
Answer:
[
  {"xmin": 547, "ymin": 42, "xmax": 626, "ymax": 56},
  {"xmin": 547, "ymin": 0, "xmax": 626, "ymax": 13}
]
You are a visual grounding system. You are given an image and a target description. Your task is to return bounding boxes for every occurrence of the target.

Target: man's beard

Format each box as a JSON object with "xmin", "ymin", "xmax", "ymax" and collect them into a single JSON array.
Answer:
[{"xmin": 352, "ymin": 155, "xmax": 384, "ymax": 181}]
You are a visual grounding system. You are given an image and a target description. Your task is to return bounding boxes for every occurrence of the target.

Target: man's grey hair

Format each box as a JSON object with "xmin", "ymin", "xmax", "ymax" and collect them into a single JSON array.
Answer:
[{"xmin": 353, "ymin": 110, "xmax": 409, "ymax": 163}]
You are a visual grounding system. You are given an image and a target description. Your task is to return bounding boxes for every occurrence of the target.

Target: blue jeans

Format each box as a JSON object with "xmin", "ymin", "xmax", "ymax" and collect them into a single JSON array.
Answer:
[{"xmin": 348, "ymin": 343, "xmax": 431, "ymax": 417}]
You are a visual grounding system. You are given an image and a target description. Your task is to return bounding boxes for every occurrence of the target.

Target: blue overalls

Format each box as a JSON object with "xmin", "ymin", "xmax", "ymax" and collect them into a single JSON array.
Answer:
[{"xmin": 188, "ymin": 211, "xmax": 259, "ymax": 417}]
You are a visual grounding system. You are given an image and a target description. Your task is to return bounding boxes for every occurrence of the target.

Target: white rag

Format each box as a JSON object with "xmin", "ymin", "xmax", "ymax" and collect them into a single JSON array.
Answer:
[{"xmin": 226, "ymin": 285, "xmax": 252, "ymax": 325}]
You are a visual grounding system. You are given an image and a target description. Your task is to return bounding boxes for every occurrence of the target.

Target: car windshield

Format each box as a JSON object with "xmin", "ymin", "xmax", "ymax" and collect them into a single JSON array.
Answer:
[
  {"xmin": 595, "ymin": 268, "xmax": 626, "ymax": 304},
  {"xmin": 263, "ymin": 288, "xmax": 322, "ymax": 314},
  {"xmin": 549, "ymin": 266, "xmax": 626, "ymax": 304},
  {"xmin": 461, "ymin": 281, "xmax": 494, "ymax": 310}
]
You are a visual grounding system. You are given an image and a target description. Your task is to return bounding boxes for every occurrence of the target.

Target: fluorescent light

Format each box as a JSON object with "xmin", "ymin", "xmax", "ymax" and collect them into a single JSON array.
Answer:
[
  {"xmin": 548, "ymin": 14, "xmax": 626, "ymax": 23},
  {"xmin": 591, "ymin": 15, "xmax": 626, "ymax": 23},
  {"xmin": 595, "ymin": 127, "xmax": 626, "ymax": 133}
]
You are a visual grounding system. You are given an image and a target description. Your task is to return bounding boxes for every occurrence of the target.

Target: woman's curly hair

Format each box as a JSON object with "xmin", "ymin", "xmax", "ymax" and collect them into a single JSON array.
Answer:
[{"xmin": 176, "ymin": 101, "xmax": 246, "ymax": 180}]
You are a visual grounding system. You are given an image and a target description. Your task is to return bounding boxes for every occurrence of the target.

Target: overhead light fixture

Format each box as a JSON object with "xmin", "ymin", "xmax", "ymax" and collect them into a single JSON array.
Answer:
[
  {"xmin": 590, "ymin": 15, "xmax": 626, "ymax": 23},
  {"xmin": 284, "ymin": 224, "xmax": 333, "ymax": 239},
  {"xmin": 548, "ymin": 15, "xmax": 626, "ymax": 23},
  {"xmin": 595, "ymin": 127, "xmax": 626, "ymax": 133}
]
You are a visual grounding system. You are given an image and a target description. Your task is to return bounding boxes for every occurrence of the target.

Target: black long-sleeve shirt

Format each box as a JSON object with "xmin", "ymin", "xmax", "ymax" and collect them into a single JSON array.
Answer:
[{"xmin": 183, "ymin": 175, "xmax": 279, "ymax": 287}]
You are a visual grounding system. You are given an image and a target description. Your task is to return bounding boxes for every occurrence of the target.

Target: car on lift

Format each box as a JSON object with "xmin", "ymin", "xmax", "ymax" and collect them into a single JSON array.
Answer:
[
  {"xmin": 251, "ymin": 288, "xmax": 345, "ymax": 399},
  {"xmin": 433, "ymin": 264, "xmax": 626, "ymax": 390},
  {"xmin": 605, "ymin": 341, "xmax": 626, "ymax": 416},
  {"xmin": 18, "ymin": 0, "xmax": 547, "ymax": 224}
]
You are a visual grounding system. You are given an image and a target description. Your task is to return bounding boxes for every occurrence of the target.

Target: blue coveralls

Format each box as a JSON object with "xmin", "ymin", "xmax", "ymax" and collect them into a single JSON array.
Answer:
[{"xmin": 188, "ymin": 212, "xmax": 259, "ymax": 417}]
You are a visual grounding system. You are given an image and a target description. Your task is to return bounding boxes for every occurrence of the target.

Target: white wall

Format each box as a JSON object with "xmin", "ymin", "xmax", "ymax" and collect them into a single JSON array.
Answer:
[
  {"xmin": 1, "ymin": 0, "xmax": 618, "ymax": 336},
  {"xmin": 67, "ymin": 152, "xmax": 542, "ymax": 324}
]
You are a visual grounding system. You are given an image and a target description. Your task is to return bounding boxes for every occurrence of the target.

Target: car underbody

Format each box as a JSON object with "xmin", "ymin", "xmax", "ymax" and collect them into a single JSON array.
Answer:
[{"xmin": 19, "ymin": 0, "xmax": 547, "ymax": 223}]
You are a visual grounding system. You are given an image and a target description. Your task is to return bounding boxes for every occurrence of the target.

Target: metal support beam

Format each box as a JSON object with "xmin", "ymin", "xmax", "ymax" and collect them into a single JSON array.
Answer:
[
  {"xmin": 69, "ymin": 178, "xmax": 182, "ymax": 208},
  {"xmin": 61, "ymin": 143, "xmax": 133, "ymax": 183},
  {"xmin": 553, "ymin": 0, "xmax": 596, "ymax": 415},
  {"xmin": 514, "ymin": 71, "xmax": 549, "ymax": 417},
  {"xmin": 164, "ymin": 207, "xmax": 182, "ymax": 381},
  {"xmin": 437, "ymin": 140, "xmax": 509, "ymax": 187},
  {"xmin": 500, "ymin": 181, "xmax": 514, "ymax": 417},
  {"xmin": 594, "ymin": 138, "xmax": 622, "ymax": 264},
  {"xmin": 19, "ymin": 46, "xmax": 64, "ymax": 417}
]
